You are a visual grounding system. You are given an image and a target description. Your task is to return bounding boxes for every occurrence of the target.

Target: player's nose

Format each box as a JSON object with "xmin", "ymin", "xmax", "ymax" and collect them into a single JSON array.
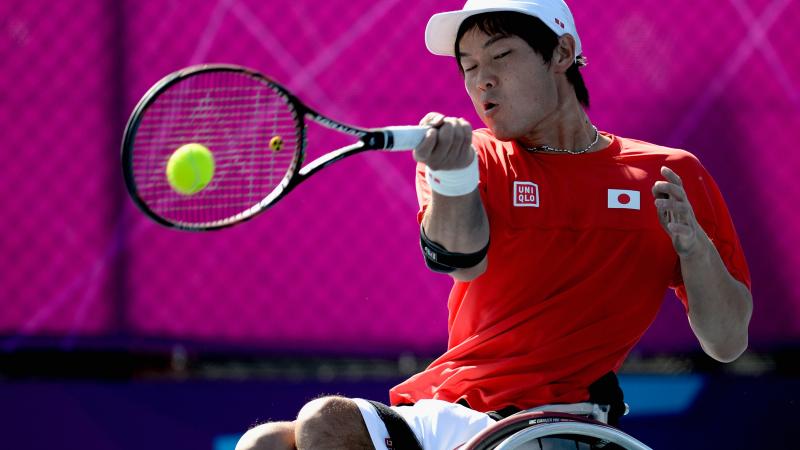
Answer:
[{"xmin": 476, "ymin": 68, "xmax": 497, "ymax": 91}]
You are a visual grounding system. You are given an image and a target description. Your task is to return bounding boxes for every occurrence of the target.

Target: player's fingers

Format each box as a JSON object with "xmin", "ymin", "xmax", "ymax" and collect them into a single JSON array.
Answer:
[
  {"xmin": 432, "ymin": 118, "xmax": 457, "ymax": 169},
  {"xmin": 448, "ymin": 119, "xmax": 464, "ymax": 163},
  {"xmin": 655, "ymin": 195, "xmax": 675, "ymax": 222},
  {"xmin": 459, "ymin": 119, "xmax": 476, "ymax": 168},
  {"xmin": 655, "ymin": 197, "xmax": 691, "ymax": 210},
  {"xmin": 419, "ymin": 112, "xmax": 437, "ymax": 126},
  {"xmin": 656, "ymin": 197, "xmax": 693, "ymax": 224},
  {"xmin": 420, "ymin": 112, "xmax": 445, "ymax": 128},
  {"xmin": 449, "ymin": 118, "xmax": 472, "ymax": 169},
  {"xmin": 457, "ymin": 118, "xmax": 473, "ymax": 153},
  {"xmin": 652, "ymin": 181, "xmax": 686, "ymax": 201},
  {"xmin": 675, "ymin": 202, "xmax": 696, "ymax": 225},
  {"xmin": 415, "ymin": 112, "xmax": 443, "ymax": 155},
  {"xmin": 667, "ymin": 222, "xmax": 692, "ymax": 237},
  {"xmin": 654, "ymin": 198, "xmax": 675, "ymax": 210},
  {"xmin": 661, "ymin": 166, "xmax": 683, "ymax": 186},
  {"xmin": 656, "ymin": 204, "xmax": 669, "ymax": 222},
  {"xmin": 413, "ymin": 127, "xmax": 438, "ymax": 163}
]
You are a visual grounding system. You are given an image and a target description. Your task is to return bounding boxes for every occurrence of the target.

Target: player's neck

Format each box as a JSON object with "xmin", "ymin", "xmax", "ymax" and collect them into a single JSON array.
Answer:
[{"xmin": 518, "ymin": 98, "xmax": 606, "ymax": 154}]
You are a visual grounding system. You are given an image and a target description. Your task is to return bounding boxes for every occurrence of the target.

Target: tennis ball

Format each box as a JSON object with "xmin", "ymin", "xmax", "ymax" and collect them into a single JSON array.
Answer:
[{"xmin": 166, "ymin": 143, "xmax": 215, "ymax": 195}]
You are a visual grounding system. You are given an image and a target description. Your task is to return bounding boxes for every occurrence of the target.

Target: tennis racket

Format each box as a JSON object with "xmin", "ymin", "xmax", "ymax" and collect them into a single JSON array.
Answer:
[{"xmin": 121, "ymin": 64, "xmax": 427, "ymax": 231}]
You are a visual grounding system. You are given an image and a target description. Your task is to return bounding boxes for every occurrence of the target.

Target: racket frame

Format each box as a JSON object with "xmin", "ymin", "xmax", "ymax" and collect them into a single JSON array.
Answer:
[{"xmin": 122, "ymin": 64, "xmax": 410, "ymax": 231}]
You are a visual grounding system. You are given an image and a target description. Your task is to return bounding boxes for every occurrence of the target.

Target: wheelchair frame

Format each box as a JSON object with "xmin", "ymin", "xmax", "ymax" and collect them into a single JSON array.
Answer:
[{"xmin": 460, "ymin": 411, "xmax": 652, "ymax": 450}]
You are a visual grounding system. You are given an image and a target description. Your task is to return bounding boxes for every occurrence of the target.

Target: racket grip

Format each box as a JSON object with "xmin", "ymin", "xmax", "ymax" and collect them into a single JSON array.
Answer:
[{"xmin": 383, "ymin": 126, "xmax": 428, "ymax": 151}]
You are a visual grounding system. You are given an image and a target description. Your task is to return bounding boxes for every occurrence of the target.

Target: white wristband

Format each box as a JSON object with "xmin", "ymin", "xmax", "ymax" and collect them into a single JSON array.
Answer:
[{"xmin": 425, "ymin": 155, "xmax": 479, "ymax": 197}]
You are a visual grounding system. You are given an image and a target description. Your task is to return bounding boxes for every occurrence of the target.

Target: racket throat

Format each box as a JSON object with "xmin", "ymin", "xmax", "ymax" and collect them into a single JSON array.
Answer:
[{"xmin": 297, "ymin": 142, "xmax": 370, "ymax": 178}]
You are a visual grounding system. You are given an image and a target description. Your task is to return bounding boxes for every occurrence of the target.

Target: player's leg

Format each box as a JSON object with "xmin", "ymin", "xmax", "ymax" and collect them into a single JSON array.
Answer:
[
  {"xmin": 237, "ymin": 396, "xmax": 496, "ymax": 450},
  {"xmin": 235, "ymin": 396, "xmax": 372, "ymax": 450},
  {"xmin": 235, "ymin": 421, "xmax": 296, "ymax": 450}
]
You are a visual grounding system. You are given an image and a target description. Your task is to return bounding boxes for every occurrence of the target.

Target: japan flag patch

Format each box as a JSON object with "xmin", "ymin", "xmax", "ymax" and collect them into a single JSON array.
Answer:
[{"xmin": 608, "ymin": 189, "xmax": 640, "ymax": 210}]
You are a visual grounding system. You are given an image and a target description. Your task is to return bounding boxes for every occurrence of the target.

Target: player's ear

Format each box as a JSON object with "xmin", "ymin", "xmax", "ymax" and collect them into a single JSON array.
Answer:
[{"xmin": 552, "ymin": 35, "xmax": 576, "ymax": 73}]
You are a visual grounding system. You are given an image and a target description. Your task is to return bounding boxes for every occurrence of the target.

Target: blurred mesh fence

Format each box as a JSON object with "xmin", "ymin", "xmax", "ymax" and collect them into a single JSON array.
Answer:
[{"xmin": 1, "ymin": 0, "xmax": 798, "ymax": 356}]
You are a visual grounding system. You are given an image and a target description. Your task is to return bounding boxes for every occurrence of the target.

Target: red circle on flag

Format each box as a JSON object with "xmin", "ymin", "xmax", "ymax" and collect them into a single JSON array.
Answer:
[{"xmin": 618, "ymin": 193, "xmax": 631, "ymax": 205}]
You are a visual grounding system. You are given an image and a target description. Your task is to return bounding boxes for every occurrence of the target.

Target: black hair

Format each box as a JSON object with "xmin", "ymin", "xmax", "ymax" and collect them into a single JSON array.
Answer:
[{"xmin": 455, "ymin": 11, "xmax": 589, "ymax": 107}]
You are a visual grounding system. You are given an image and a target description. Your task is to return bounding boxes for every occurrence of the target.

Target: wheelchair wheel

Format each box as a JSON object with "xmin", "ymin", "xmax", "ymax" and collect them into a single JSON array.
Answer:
[{"xmin": 460, "ymin": 412, "xmax": 652, "ymax": 450}]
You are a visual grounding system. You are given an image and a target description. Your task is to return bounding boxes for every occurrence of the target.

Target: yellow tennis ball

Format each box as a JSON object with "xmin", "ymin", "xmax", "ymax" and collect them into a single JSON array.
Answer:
[{"xmin": 166, "ymin": 143, "xmax": 215, "ymax": 195}]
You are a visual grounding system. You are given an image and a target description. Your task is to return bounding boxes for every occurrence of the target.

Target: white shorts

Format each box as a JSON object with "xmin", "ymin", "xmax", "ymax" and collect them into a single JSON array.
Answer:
[{"xmin": 353, "ymin": 398, "xmax": 496, "ymax": 450}]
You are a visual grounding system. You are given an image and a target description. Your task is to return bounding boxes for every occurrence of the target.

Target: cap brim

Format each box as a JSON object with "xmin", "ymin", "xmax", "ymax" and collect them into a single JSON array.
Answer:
[{"xmin": 425, "ymin": 6, "xmax": 540, "ymax": 56}]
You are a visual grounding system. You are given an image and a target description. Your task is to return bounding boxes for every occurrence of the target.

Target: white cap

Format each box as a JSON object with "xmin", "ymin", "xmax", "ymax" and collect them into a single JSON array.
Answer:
[{"xmin": 425, "ymin": 0, "xmax": 582, "ymax": 61}]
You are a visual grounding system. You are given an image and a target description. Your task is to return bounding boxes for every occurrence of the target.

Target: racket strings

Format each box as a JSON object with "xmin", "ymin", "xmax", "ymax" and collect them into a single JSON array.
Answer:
[{"xmin": 131, "ymin": 70, "xmax": 301, "ymax": 227}]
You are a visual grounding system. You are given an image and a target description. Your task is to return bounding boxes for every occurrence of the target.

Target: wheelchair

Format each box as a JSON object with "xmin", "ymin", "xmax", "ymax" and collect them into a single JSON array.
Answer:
[{"xmin": 460, "ymin": 403, "xmax": 652, "ymax": 450}]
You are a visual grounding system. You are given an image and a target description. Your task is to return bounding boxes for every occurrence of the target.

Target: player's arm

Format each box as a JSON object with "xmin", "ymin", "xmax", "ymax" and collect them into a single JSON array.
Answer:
[
  {"xmin": 414, "ymin": 113, "xmax": 489, "ymax": 281},
  {"xmin": 653, "ymin": 166, "xmax": 752, "ymax": 363}
]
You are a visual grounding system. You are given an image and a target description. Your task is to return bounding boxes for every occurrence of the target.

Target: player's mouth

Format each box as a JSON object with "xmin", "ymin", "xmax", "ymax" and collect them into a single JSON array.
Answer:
[{"xmin": 483, "ymin": 101, "xmax": 499, "ymax": 117}]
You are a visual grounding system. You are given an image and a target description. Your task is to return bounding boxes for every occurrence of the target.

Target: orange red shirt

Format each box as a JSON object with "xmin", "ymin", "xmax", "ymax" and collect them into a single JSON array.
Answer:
[{"xmin": 390, "ymin": 129, "xmax": 750, "ymax": 412}]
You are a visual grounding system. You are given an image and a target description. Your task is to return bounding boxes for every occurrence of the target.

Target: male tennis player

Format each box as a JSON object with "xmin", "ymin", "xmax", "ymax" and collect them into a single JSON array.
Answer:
[{"xmin": 237, "ymin": 1, "xmax": 752, "ymax": 449}]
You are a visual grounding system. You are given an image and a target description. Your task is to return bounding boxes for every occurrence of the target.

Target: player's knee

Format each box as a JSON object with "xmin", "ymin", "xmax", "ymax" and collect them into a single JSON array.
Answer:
[
  {"xmin": 295, "ymin": 396, "xmax": 371, "ymax": 449},
  {"xmin": 235, "ymin": 421, "xmax": 295, "ymax": 450},
  {"xmin": 296, "ymin": 396, "xmax": 352, "ymax": 431}
]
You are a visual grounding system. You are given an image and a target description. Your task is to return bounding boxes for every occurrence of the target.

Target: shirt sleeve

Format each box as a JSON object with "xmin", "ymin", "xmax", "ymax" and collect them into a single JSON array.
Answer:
[
  {"xmin": 668, "ymin": 155, "xmax": 752, "ymax": 311},
  {"xmin": 415, "ymin": 131, "xmax": 491, "ymax": 224}
]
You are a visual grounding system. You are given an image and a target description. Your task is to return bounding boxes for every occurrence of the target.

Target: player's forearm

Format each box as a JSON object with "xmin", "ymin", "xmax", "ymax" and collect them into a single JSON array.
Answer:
[
  {"xmin": 422, "ymin": 189, "xmax": 489, "ymax": 280},
  {"xmin": 681, "ymin": 231, "xmax": 752, "ymax": 362}
]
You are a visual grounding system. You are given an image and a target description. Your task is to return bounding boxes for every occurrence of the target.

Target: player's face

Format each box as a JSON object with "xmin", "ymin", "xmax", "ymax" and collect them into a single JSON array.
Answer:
[{"xmin": 458, "ymin": 29, "xmax": 559, "ymax": 141}]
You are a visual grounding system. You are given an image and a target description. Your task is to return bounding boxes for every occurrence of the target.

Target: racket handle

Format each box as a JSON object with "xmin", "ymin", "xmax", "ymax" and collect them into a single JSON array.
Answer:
[{"xmin": 383, "ymin": 126, "xmax": 428, "ymax": 151}]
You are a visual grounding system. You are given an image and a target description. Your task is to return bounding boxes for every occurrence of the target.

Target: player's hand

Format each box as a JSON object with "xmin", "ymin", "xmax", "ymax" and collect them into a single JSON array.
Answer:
[
  {"xmin": 413, "ymin": 112, "xmax": 474, "ymax": 171},
  {"xmin": 652, "ymin": 166, "xmax": 704, "ymax": 257}
]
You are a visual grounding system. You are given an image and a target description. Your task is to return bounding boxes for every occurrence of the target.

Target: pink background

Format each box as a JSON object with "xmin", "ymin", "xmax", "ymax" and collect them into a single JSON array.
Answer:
[{"xmin": 1, "ymin": 0, "xmax": 798, "ymax": 355}]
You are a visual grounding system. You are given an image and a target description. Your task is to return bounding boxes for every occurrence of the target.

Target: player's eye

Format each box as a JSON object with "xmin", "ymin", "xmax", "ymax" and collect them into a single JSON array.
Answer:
[
  {"xmin": 494, "ymin": 50, "xmax": 511, "ymax": 60},
  {"xmin": 463, "ymin": 65, "xmax": 477, "ymax": 72}
]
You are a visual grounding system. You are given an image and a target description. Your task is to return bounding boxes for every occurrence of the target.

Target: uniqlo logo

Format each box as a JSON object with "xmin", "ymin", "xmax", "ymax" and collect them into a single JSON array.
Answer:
[{"xmin": 514, "ymin": 181, "xmax": 539, "ymax": 207}]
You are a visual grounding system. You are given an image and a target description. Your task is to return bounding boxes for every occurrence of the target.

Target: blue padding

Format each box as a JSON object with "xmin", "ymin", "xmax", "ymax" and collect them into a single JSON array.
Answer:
[
  {"xmin": 214, "ymin": 434, "xmax": 242, "ymax": 450},
  {"xmin": 619, "ymin": 375, "xmax": 705, "ymax": 416}
]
